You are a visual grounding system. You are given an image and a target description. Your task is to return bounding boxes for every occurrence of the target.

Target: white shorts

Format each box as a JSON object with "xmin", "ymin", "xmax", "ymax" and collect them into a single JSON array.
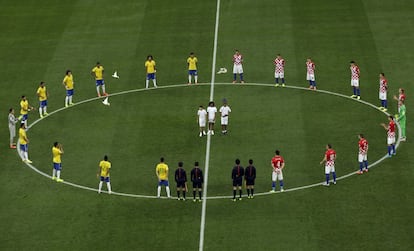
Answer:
[
  {"xmin": 221, "ymin": 116, "xmax": 229, "ymax": 125},
  {"xmin": 233, "ymin": 64, "xmax": 243, "ymax": 74},
  {"xmin": 387, "ymin": 136, "xmax": 395, "ymax": 145},
  {"xmin": 199, "ymin": 119, "xmax": 206, "ymax": 127},
  {"xmin": 275, "ymin": 72, "xmax": 284, "ymax": 78},
  {"xmin": 379, "ymin": 92, "xmax": 387, "ymax": 100},
  {"xmin": 325, "ymin": 164, "xmax": 335, "ymax": 174},
  {"xmin": 306, "ymin": 73, "xmax": 315, "ymax": 81},
  {"xmin": 208, "ymin": 118, "xmax": 215, "ymax": 123},
  {"xmin": 351, "ymin": 79, "xmax": 359, "ymax": 87},
  {"xmin": 272, "ymin": 170, "xmax": 283, "ymax": 181},
  {"xmin": 358, "ymin": 153, "xmax": 367, "ymax": 162}
]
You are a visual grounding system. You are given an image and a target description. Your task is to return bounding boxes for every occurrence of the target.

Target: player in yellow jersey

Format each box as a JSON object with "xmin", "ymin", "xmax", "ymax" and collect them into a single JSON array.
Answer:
[
  {"xmin": 36, "ymin": 81, "xmax": 49, "ymax": 118},
  {"xmin": 155, "ymin": 157, "xmax": 170, "ymax": 198},
  {"xmin": 63, "ymin": 70, "xmax": 75, "ymax": 107},
  {"xmin": 97, "ymin": 155, "xmax": 112, "ymax": 194},
  {"xmin": 19, "ymin": 123, "xmax": 32, "ymax": 163},
  {"xmin": 52, "ymin": 142, "xmax": 64, "ymax": 182},
  {"xmin": 91, "ymin": 62, "xmax": 107, "ymax": 97},
  {"xmin": 187, "ymin": 52, "xmax": 198, "ymax": 85},
  {"xmin": 19, "ymin": 95, "xmax": 34, "ymax": 128},
  {"xmin": 145, "ymin": 55, "xmax": 158, "ymax": 89}
]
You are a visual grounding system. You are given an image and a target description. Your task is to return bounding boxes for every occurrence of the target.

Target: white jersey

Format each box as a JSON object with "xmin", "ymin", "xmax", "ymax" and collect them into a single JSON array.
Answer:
[
  {"xmin": 219, "ymin": 106, "xmax": 231, "ymax": 117},
  {"xmin": 197, "ymin": 109, "xmax": 207, "ymax": 126},
  {"xmin": 8, "ymin": 113, "xmax": 18, "ymax": 127},
  {"xmin": 207, "ymin": 106, "xmax": 217, "ymax": 121}
]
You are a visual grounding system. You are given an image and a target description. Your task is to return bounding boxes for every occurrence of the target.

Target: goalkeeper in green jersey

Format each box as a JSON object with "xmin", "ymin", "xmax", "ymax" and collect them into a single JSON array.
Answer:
[{"xmin": 396, "ymin": 100, "xmax": 406, "ymax": 141}]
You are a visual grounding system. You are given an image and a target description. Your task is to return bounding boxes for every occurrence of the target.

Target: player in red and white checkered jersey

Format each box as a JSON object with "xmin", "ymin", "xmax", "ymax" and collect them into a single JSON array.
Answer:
[
  {"xmin": 306, "ymin": 58, "xmax": 316, "ymax": 90},
  {"xmin": 357, "ymin": 134, "xmax": 369, "ymax": 174},
  {"xmin": 232, "ymin": 50, "xmax": 244, "ymax": 84},
  {"xmin": 273, "ymin": 54, "xmax": 285, "ymax": 87},
  {"xmin": 270, "ymin": 150, "xmax": 285, "ymax": 192},
  {"xmin": 379, "ymin": 73, "xmax": 388, "ymax": 111},
  {"xmin": 320, "ymin": 144, "xmax": 336, "ymax": 186},
  {"xmin": 350, "ymin": 61, "xmax": 361, "ymax": 99},
  {"xmin": 381, "ymin": 115, "xmax": 396, "ymax": 157}
]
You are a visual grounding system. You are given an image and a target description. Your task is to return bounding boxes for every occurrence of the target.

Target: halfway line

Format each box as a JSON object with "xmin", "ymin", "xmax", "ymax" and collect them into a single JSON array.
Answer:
[{"xmin": 199, "ymin": 0, "xmax": 221, "ymax": 250}]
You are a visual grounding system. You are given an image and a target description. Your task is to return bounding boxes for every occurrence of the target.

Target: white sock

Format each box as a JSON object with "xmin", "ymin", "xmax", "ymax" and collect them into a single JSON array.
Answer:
[
  {"xmin": 65, "ymin": 96, "xmax": 69, "ymax": 106},
  {"xmin": 146, "ymin": 80, "xmax": 149, "ymax": 88},
  {"xmin": 44, "ymin": 107, "xmax": 47, "ymax": 113},
  {"xmin": 195, "ymin": 75, "xmax": 198, "ymax": 83},
  {"xmin": 102, "ymin": 85, "xmax": 106, "ymax": 94},
  {"xmin": 24, "ymin": 152, "xmax": 28, "ymax": 161},
  {"xmin": 52, "ymin": 169, "xmax": 56, "ymax": 178},
  {"xmin": 107, "ymin": 182, "xmax": 111, "ymax": 193},
  {"xmin": 96, "ymin": 86, "xmax": 100, "ymax": 95},
  {"xmin": 98, "ymin": 181, "xmax": 103, "ymax": 193},
  {"xmin": 153, "ymin": 79, "xmax": 157, "ymax": 87},
  {"xmin": 166, "ymin": 186, "xmax": 170, "ymax": 197},
  {"xmin": 69, "ymin": 96, "xmax": 72, "ymax": 104},
  {"xmin": 57, "ymin": 170, "xmax": 61, "ymax": 179},
  {"xmin": 188, "ymin": 75, "xmax": 192, "ymax": 83},
  {"xmin": 39, "ymin": 107, "xmax": 42, "ymax": 116},
  {"xmin": 157, "ymin": 186, "xmax": 161, "ymax": 197}
]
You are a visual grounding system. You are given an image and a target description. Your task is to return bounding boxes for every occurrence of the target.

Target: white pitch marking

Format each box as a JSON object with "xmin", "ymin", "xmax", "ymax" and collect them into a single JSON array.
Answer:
[{"xmin": 18, "ymin": 82, "xmax": 401, "ymax": 200}]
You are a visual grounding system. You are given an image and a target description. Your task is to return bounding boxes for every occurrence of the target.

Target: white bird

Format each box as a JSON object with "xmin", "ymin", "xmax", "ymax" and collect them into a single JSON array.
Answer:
[
  {"xmin": 102, "ymin": 97, "xmax": 110, "ymax": 106},
  {"xmin": 112, "ymin": 71, "xmax": 119, "ymax": 79}
]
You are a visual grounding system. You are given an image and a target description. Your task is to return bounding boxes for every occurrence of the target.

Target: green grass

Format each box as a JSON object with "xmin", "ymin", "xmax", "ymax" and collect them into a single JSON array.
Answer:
[{"xmin": 0, "ymin": 0, "xmax": 413, "ymax": 250}]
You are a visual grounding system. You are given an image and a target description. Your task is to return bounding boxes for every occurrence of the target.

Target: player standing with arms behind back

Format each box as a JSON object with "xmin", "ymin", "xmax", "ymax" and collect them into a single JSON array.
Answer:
[
  {"xmin": 232, "ymin": 49, "xmax": 244, "ymax": 84},
  {"xmin": 156, "ymin": 157, "xmax": 170, "ymax": 198},
  {"xmin": 357, "ymin": 134, "xmax": 369, "ymax": 174},
  {"xmin": 219, "ymin": 99, "xmax": 231, "ymax": 135},
  {"xmin": 91, "ymin": 62, "xmax": 107, "ymax": 97},
  {"xmin": 378, "ymin": 73, "xmax": 388, "ymax": 111},
  {"xmin": 270, "ymin": 150, "xmax": 285, "ymax": 192},
  {"xmin": 97, "ymin": 155, "xmax": 112, "ymax": 194},
  {"xmin": 36, "ymin": 81, "xmax": 49, "ymax": 118},
  {"xmin": 231, "ymin": 159, "xmax": 244, "ymax": 201},
  {"xmin": 63, "ymin": 70, "xmax": 75, "ymax": 107},
  {"xmin": 145, "ymin": 55, "xmax": 157, "ymax": 89},
  {"xmin": 244, "ymin": 159, "xmax": 256, "ymax": 198},
  {"xmin": 174, "ymin": 161, "xmax": 187, "ymax": 200},
  {"xmin": 306, "ymin": 58, "xmax": 316, "ymax": 90},
  {"xmin": 190, "ymin": 162, "xmax": 203, "ymax": 202},
  {"xmin": 197, "ymin": 105, "xmax": 207, "ymax": 137},
  {"xmin": 350, "ymin": 61, "xmax": 361, "ymax": 99},
  {"xmin": 187, "ymin": 52, "xmax": 198, "ymax": 85},
  {"xmin": 274, "ymin": 54, "xmax": 285, "ymax": 87},
  {"xmin": 320, "ymin": 144, "xmax": 337, "ymax": 186},
  {"xmin": 381, "ymin": 115, "xmax": 396, "ymax": 157}
]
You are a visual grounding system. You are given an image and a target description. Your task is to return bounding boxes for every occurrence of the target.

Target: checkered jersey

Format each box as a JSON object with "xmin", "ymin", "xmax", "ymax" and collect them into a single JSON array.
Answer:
[
  {"xmin": 350, "ymin": 65, "xmax": 360, "ymax": 80},
  {"xmin": 271, "ymin": 155, "xmax": 284, "ymax": 172},
  {"xmin": 325, "ymin": 149, "xmax": 336, "ymax": 167},
  {"xmin": 388, "ymin": 120, "xmax": 396, "ymax": 138},
  {"xmin": 274, "ymin": 58, "xmax": 285, "ymax": 73},
  {"xmin": 358, "ymin": 138, "xmax": 368, "ymax": 154},
  {"xmin": 379, "ymin": 78, "xmax": 388, "ymax": 93},
  {"xmin": 233, "ymin": 54, "xmax": 243, "ymax": 65},
  {"xmin": 306, "ymin": 61, "xmax": 315, "ymax": 74}
]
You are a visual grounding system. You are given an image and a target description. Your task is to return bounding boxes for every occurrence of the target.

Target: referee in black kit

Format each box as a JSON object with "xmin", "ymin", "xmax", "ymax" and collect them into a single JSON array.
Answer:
[
  {"xmin": 231, "ymin": 159, "xmax": 244, "ymax": 201},
  {"xmin": 245, "ymin": 159, "xmax": 256, "ymax": 199}
]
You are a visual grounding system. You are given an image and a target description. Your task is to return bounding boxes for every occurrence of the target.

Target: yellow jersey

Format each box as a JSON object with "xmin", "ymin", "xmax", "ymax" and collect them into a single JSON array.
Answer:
[
  {"xmin": 63, "ymin": 74, "xmax": 74, "ymax": 90},
  {"xmin": 187, "ymin": 57, "xmax": 198, "ymax": 70},
  {"xmin": 19, "ymin": 128, "xmax": 27, "ymax": 144},
  {"xmin": 37, "ymin": 86, "xmax": 47, "ymax": 101},
  {"xmin": 145, "ymin": 60, "xmax": 156, "ymax": 74},
  {"xmin": 92, "ymin": 66, "xmax": 104, "ymax": 80},
  {"xmin": 20, "ymin": 100, "xmax": 29, "ymax": 115},
  {"xmin": 99, "ymin": 160, "xmax": 111, "ymax": 177},
  {"xmin": 156, "ymin": 163, "xmax": 168, "ymax": 180},
  {"xmin": 52, "ymin": 146, "xmax": 63, "ymax": 163}
]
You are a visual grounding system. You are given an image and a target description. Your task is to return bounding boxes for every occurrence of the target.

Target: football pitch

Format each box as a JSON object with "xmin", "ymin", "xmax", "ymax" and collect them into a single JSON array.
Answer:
[{"xmin": 1, "ymin": 0, "xmax": 413, "ymax": 250}]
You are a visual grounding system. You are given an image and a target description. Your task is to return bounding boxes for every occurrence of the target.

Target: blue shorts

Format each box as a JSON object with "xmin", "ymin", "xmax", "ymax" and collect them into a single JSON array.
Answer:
[
  {"xmin": 147, "ymin": 73, "xmax": 156, "ymax": 80},
  {"xmin": 188, "ymin": 70, "xmax": 198, "ymax": 76},
  {"xmin": 53, "ymin": 163, "xmax": 62, "ymax": 170},
  {"xmin": 20, "ymin": 144, "xmax": 28, "ymax": 152},
  {"xmin": 100, "ymin": 176, "xmax": 110, "ymax": 182},
  {"xmin": 96, "ymin": 79, "xmax": 104, "ymax": 86},
  {"xmin": 39, "ymin": 100, "xmax": 47, "ymax": 108},
  {"xmin": 66, "ymin": 89, "xmax": 74, "ymax": 96},
  {"xmin": 21, "ymin": 114, "xmax": 28, "ymax": 121},
  {"xmin": 158, "ymin": 180, "xmax": 169, "ymax": 186}
]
